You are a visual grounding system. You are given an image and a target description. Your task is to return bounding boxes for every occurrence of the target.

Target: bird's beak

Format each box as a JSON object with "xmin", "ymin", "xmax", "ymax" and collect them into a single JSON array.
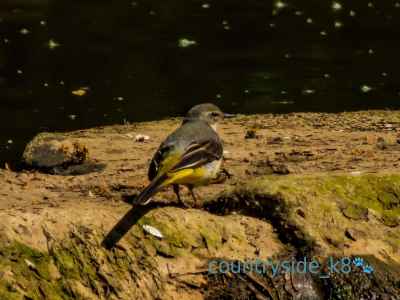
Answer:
[{"xmin": 224, "ymin": 113, "xmax": 236, "ymax": 118}]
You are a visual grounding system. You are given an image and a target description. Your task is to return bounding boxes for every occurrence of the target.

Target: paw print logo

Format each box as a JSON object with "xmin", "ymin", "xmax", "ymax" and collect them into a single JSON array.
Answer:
[
  {"xmin": 352, "ymin": 257, "xmax": 364, "ymax": 267},
  {"xmin": 362, "ymin": 264, "xmax": 374, "ymax": 274}
]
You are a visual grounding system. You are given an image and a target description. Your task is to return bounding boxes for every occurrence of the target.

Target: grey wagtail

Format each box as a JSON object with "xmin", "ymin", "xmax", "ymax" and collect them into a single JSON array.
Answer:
[
  {"xmin": 137, "ymin": 102, "xmax": 227, "ymax": 207},
  {"xmin": 102, "ymin": 103, "xmax": 231, "ymax": 249}
]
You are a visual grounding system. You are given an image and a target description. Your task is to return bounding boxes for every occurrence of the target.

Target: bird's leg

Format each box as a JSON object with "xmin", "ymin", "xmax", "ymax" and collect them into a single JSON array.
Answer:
[
  {"xmin": 187, "ymin": 185, "xmax": 200, "ymax": 208},
  {"xmin": 173, "ymin": 184, "xmax": 188, "ymax": 208}
]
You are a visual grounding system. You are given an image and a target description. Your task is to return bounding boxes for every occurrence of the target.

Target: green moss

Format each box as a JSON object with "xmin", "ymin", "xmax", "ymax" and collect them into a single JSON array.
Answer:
[
  {"xmin": 253, "ymin": 174, "xmax": 400, "ymax": 221},
  {"xmin": 52, "ymin": 248, "xmax": 78, "ymax": 278},
  {"xmin": 199, "ymin": 227, "xmax": 222, "ymax": 250},
  {"xmin": 0, "ymin": 241, "xmax": 66, "ymax": 300}
]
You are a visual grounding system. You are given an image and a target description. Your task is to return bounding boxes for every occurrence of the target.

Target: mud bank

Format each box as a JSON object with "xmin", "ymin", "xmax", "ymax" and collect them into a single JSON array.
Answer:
[{"xmin": 0, "ymin": 111, "xmax": 399, "ymax": 299}]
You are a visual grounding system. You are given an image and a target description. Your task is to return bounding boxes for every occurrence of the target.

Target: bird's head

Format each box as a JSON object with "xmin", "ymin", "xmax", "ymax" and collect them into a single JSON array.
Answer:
[{"xmin": 184, "ymin": 103, "xmax": 227, "ymax": 131}]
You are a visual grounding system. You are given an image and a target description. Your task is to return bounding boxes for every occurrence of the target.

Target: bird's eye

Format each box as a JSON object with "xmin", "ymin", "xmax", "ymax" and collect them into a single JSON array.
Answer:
[{"xmin": 210, "ymin": 112, "xmax": 219, "ymax": 117}]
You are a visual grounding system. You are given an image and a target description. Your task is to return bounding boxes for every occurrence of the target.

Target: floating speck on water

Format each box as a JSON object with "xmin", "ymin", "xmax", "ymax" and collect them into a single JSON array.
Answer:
[
  {"xmin": 281, "ymin": 90, "xmax": 287, "ymax": 95},
  {"xmin": 19, "ymin": 28, "xmax": 30, "ymax": 35},
  {"xmin": 48, "ymin": 39, "xmax": 60, "ymax": 50},
  {"xmin": 395, "ymin": 2, "xmax": 400, "ymax": 8},
  {"xmin": 295, "ymin": 11, "xmax": 303, "ymax": 16},
  {"xmin": 271, "ymin": 100, "xmax": 294, "ymax": 105},
  {"xmin": 361, "ymin": 85, "xmax": 372, "ymax": 93},
  {"xmin": 68, "ymin": 114, "xmax": 77, "ymax": 120},
  {"xmin": 349, "ymin": 10, "xmax": 356, "ymax": 16},
  {"xmin": 244, "ymin": 89, "xmax": 249, "ymax": 94},
  {"xmin": 274, "ymin": 1, "xmax": 287, "ymax": 9},
  {"xmin": 216, "ymin": 94, "xmax": 222, "ymax": 99},
  {"xmin": 40, "ymin": 20, "xmax": 46, "ymax": 26},
  {"xmin": 116, "ymin": 96, "xmax": 124, "ymax": 101},
  {"xmin": 7, "ymin": 140, "xmax": 13, "ymax": 144},
  {"xmin": 4, "ymin": 38, "xmax": 9, "ymax": 44},
  {"xmin": 149, "ymin": 10, "xmax": 156, "ymax": 15},
  {"xmin": 59, "ymin": 80, "xmax": 65, "ymax": 85},
  {"xmin": 72, "ymin": 87, "xmax": 89, "ymax": 96},
  {"xmin": 332, "ymin": 1, "xmax": 342, "ymax": 11},
  {"xmin": 284, "ymin": 53, "xmax": 291, "ymax": 58},
  {"xmin": 17, "ymin": 69, "xmax": 23, "ymax": 74},
  {"xmin": 368, "ymin": 2, "xmax": 374, "ymax": 8},
  {"xmin": 202, "ymin": 3, "xmax": 210, "ymax": 9},
  {"xmin": 178, "ymin": 38, "xmax": 197, "ymax": 48},
  {"xmin": 368, "ymin": 49, "xmax": 374, "ymax": 54},
  {"xmin": 306, "ymin": 18, "xmax": 313, "ymax": 24},
  {"xmin": 269, "ymin": 23, "xmax": 276, "ymax": 28},
  {"xmin": 320, "ymin": 30, "xmax": 327, "ymax": 36},
  {"xmin": 43, "ymin": 82, "xmax": 49, "ymax": 87},
  {"xmin": 381, "ymin": 72, "xmax": 387, "ymax": 77},
  {"xmin": 324, "ymin": 73, "xmax": 331, "ymax": 78},
  {"xmin": 334, "ymin": 21, "xmax": 343, "ymax": 28},
  {"xmin": 222, "ymin": 20, "xmax": 231, "ymax": 30},
  {"xmin": 302, "ymin": 89, "xmax": 316, "ymax": 95},
  {"xmin": 131, "ymin": 1, "xmax": 137, "ymax": 7}
]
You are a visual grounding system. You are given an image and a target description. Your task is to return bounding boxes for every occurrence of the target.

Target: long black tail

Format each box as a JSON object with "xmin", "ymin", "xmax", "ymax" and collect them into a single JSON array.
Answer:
[
  {"xmin": 133, "ymin": 173, "xmax": 167, "ymax": 205},
  {"xmin": 102, "ymin": 174, "xmax": 168, "ymax": 249},
  {"xmin": 101, "ymin": 204, "xmax": 152, "ymax": 249}
]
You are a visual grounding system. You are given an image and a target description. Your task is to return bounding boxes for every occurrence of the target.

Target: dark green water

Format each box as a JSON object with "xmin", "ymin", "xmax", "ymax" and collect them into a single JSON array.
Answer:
[{"xmin": 1, "ymin": 0, "xmax": 400, "ymax": 166}]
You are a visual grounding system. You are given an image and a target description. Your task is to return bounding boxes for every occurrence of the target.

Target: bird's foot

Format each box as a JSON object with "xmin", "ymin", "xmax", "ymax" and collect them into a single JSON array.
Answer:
[
  {"xmin": 178, "ymin": 198, "xmax": 191, "ymax": 209},
  {"xmin": 192, "ymin": 200, "xmax": 203, "ymax": 209}
]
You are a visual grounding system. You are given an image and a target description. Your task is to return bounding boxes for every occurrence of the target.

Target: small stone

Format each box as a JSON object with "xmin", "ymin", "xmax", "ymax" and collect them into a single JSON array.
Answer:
[
  {"xmin": 142, "ymin": 224, "xmax": 164, "ymax": 239},
  {"xmin": 380, "ymin": 215, "xmax": 399, "ymax": 227},
  {"xmin": 296, "ymin": 208, "xmax": 306, "ymax": 218},
  {"xmin": 272, "ymin": 163, "xmax": 290, "ymax": 175},
  {"xmin": 245, "ymin": 130, "xmax": 257, "ymax": 139},
  {"xmin": 341, "ymin": 203, "xmax": 368, "ymax": 221},
  {"xmin": 268, "ymin": 136, "xmax": 283, "ymax": 144},
  {"xmin": 344, "ymin": 228, "xmax": 365, "ymax": 241},
  {"xmin": 376, "ymin": 137, "xmax": 388, "ymax": 150},
  {"xmin": 135, "ymin": 134, "xmax": 150, "ymax": 142}
]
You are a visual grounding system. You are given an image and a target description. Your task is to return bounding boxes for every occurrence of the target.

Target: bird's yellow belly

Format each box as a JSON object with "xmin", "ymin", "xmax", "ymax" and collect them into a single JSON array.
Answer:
[{"xmin": 163, "ymin": 159, "xmax": 222, "ymax": 186}]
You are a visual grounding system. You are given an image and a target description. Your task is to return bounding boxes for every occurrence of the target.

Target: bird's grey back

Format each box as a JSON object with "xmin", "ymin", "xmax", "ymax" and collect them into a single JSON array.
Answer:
[
  {"xmin": 164, "ymin": 120, "xmax": 220, "ymax": 148},
  {"xmin": 148, "ymin": 120, "xmax": 222, "ymax": 180}
]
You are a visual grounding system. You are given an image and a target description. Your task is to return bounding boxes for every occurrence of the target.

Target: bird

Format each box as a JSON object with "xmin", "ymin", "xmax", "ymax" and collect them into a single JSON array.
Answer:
[
  {"xmin": 137, "ymin": 102, "xmax": 227, "ymax": 207},
  {"xmin": 101, "ymin": 103, "xmax": 230, "ymax": 249}
]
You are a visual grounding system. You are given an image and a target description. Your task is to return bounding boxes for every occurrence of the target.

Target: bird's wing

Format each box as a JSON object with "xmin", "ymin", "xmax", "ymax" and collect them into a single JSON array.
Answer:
[
  {"xmin": 148, "ymin": 143, "xmax": 180, "ymax": 180},
  {"xmin": 148, "ymin": 137, "xmax": 222, "ymax": 180},
  {"xmin": 169, "ymin": 138, "xmax": 223, "ymax": 173}
]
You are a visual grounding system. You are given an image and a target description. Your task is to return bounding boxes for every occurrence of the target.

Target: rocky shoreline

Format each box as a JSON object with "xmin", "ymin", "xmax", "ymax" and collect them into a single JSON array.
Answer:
[{"xmin": 0, "ymin": 110, "xmax": 399, "ymax": 299}]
